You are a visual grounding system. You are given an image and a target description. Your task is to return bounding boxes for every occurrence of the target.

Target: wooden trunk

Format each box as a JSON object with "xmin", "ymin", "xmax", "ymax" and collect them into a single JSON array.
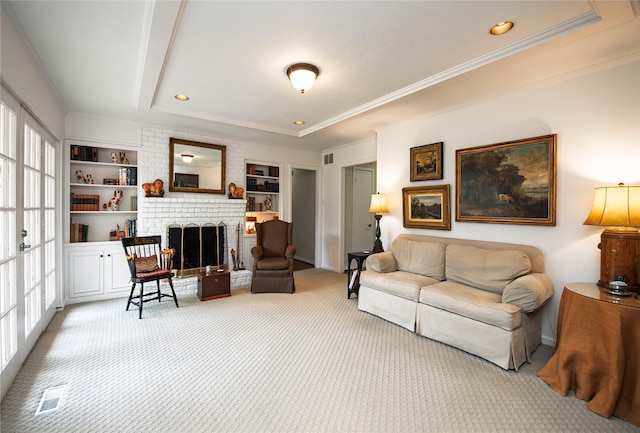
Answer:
[{"xmin": 197, "ymin": 270, "xmax": 231, "ymax": 301}]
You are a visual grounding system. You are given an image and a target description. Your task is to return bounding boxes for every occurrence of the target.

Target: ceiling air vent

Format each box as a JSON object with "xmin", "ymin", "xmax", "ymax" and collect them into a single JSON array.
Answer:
[{"xmin": 324, "ymin": 153, "xmax": 334, "ymax": 165}]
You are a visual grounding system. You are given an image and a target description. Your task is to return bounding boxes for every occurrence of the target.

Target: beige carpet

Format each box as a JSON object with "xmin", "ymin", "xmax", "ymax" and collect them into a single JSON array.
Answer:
[{"xmin": 1, "ymin": 268, "xmax": 636, "ymax": 432}]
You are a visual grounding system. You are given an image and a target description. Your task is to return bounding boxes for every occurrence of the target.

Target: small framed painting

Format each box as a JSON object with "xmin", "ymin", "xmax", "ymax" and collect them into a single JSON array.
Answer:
[
  {"xmin": 410, "ymin": 142, "xmax": 443, "ymax": 181},
  {"xmin": 402, "ymin": 184, "xmax": 451, "ymax": 230}
]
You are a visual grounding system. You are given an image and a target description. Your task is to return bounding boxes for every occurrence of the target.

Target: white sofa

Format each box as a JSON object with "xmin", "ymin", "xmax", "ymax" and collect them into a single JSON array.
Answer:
[{"xmin": 358, "ymin": 234, "xmax": 553, "ymax": 370}]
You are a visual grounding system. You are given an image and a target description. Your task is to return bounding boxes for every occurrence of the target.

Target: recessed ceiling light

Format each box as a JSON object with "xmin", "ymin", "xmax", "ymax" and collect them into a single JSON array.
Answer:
[
  {"xmin": 489, "ymin": 21, "xmax": 514, "ymax": 35},
  {"xmin": 175, "ymin": 94, "xmax": 189, "ymax": 101},
  {"xmin": 293, "ymin": 120, "xmax": 305, "ymax": 125}
]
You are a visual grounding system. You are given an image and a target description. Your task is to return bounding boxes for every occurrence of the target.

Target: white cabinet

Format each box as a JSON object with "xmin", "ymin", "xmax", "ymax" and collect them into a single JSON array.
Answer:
[{"xmin": 66, "ymin": 242, "xmax": 131, "ymax": 303}]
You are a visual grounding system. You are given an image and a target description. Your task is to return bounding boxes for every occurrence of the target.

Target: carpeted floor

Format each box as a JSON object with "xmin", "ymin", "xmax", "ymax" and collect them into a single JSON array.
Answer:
[{"xmin": 1, "ymin": 268, "xmax": 636, "ymax": 432}]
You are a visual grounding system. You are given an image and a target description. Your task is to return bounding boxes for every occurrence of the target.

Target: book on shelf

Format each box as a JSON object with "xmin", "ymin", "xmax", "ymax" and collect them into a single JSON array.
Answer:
[
  {"xmin": 70, "ymin": 223, "xmax": 89, "ymax": 243},
  {"xmin": 70, "ymin": 145, "xmax": 98, "ymax": 162},
  {"xmin": 246, "ymin": 178, "xmax": 257, "ymax": 191},
  {"xmin": 126, "ymin": 167, "xmax": 137, "ymax": 185},
  {"xmin": 125, "ymin": 219, "xmax": 136, "ymax": 237},
  {"xmin": 70, "ymin": 193, "xmax": 100, "ymax": 211},
  {"xmin": 118, "ymin": 168, "xmax": 137, "ymax": 186}
]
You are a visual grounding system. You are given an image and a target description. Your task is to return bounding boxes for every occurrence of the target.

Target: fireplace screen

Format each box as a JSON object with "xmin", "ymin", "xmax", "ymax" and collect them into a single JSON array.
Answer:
[{"xmin": 167, "ymin": 222, "xmax": 227, "ymax": 277}]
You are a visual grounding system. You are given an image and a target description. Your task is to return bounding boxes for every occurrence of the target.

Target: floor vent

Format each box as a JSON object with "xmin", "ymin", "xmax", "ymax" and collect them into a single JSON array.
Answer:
[{"xmin": 35, "ymin": 385, "xmax": 66, "ymax": 415}]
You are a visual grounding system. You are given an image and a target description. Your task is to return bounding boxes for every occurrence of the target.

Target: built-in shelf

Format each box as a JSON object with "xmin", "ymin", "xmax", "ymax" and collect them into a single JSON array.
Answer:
[
  {"xmin": 67, "ymin": 140, "xmax": 139, "ymax": 243},
  {"xmin": 245, "ymin": 161, "xmax": 280, "ymax": 214}
]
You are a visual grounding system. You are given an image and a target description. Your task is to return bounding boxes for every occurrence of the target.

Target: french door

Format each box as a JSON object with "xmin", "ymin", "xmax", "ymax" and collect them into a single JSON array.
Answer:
[{"xmin": 1, "ymin": 89, "xmax": 59, "ymax": 399}]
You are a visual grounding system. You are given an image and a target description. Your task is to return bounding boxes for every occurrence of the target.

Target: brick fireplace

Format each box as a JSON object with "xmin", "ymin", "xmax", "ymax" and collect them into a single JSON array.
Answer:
[{"xmin": 135, "ymin": 127, "xmax": 252, "ymax": 290}]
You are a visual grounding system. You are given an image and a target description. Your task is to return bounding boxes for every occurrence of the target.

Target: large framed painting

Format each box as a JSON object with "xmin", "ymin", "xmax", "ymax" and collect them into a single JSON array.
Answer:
[
  {"xmin": 402, "ymin": 184, "xmax": 451, "ymax": 230},
  {"xmin": 410, "ymin": 142, "xmax": 443, "ymax": 181},
  {"xmin": 456, "ymin": 134, "xmax": 557, "ymax": 225}
]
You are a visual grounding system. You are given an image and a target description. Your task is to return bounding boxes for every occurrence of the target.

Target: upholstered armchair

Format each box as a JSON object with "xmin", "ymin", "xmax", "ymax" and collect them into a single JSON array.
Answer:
[{"xmin": 250, "ymin": 220, "xmax": 296, "ymax": 293}]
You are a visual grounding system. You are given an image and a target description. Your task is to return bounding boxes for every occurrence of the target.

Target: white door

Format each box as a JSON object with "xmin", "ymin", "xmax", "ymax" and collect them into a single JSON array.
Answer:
[
  {"xmin": 351, "ymin": 167, "xmax": 375, "ymax": 251},
  {"xmin": 351, "ymin": 167, "xmax": 375, "ymax": 253},
  {"xmin": 1, "ymin": 92, "xmax": 59, "ymax": 399}
]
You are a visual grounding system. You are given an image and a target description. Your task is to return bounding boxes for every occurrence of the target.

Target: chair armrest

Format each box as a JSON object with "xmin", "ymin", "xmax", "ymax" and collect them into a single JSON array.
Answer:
[
  {"xmin": 125, "ymin": 253, "xmax": 137, "ymax": 275},
  {"xmin": 160, "ymin": 248, "xmax": 175, "ymax": 271},
  {"xmin": 251, "ymin": 245, "xmax": 264, "ymax": 259},
  {"xmin": 502, "ymin": 273, "xmax": 553, "ymax": 312},
  {"xmin": 367, "ymin": 251, "xmax": 397, "ymax": 273},
  {"xmin": 285, "ymin": 245, "xmax": 297, "ymax": 260}
]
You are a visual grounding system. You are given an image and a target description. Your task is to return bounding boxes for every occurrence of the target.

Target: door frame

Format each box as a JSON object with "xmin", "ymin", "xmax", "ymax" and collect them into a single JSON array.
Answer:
[
  {"xmin": 339, "ymin": 158, "xmax": 377, "ymax": 273},
  {"xmin": 288, "ymin": 163, "xmax": 321, "ymax": 268}
]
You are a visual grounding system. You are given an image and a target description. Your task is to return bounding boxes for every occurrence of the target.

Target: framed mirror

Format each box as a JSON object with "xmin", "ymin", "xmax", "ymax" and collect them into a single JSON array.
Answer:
[{"xmin": 169, "ymin": 138, "xmax": 226, "ymax": 194}]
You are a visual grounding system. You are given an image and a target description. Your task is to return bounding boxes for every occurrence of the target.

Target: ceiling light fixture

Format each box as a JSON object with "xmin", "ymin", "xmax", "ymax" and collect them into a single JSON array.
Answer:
[
  {"xmin": 175, "ymin": 94, "xmax": 189, "ymax": 101},
  {"xmin": 286, "ymin": 63, "xmax": 319, "ymax": 94},
  {"xmin": 181, "ymin": 154, "xmax": 194, "ymax": 163},
  {"xmin": 293, "ymin": 120, "xmax": 305, "ymax": 125},
  {"xmin": 489, "ymin": 21, "xmax": 514, "ymax": 35}
]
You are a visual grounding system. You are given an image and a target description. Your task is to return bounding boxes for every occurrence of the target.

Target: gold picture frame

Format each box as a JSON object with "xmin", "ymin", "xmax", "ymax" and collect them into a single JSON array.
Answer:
[
  {"xmin": 402, "ymin": 185, "xmax": 451, "ymax": 230},
  {"xmin": 410, "ymin": 142, "xmax": 443, "ymax": 181},
  {"xmin": 456, "ymin": 134, "xmax": 557, "ymax": 225}
]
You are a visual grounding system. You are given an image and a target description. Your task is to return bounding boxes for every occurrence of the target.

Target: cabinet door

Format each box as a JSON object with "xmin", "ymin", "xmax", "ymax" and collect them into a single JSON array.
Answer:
[
  {"xmin": 104, "ymin": 248, "xmax": 131, "ymax": 294},
  {"xmin": 68, "ymin": 248, "xmax": 104, "ymax": 297}
]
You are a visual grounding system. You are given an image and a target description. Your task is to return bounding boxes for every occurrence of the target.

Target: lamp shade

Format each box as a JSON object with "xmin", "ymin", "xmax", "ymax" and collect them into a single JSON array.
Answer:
[
  {"xmin": 368, "ymin": 193, "xmax": 389, "ymax": 214},
  {"xmin": 287, "ymin": 63, "xmax": 319, "ymax": 94},
  {"xmin": 583, "ymin": 183, "xmax": 640, "ymax": 228}
]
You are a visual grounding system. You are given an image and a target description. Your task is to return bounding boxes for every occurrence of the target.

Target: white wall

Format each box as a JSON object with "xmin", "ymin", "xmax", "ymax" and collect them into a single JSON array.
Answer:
[
  {"xmin": 1, "ymin": 5, "xmax": 66, "ymax": 138},
  {"xmin": 373, "ymin": 59, "xmax": 640, "ymax": 345},
  {"xmin": 320, "ymin": 138, "xmax": 377, "ymax": 271}
]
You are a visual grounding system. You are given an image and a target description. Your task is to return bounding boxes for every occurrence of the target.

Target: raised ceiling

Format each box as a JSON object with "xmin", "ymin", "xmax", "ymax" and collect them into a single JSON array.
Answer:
[{"xmin": 5, "ymin": 1, "xmax": 639, "ymax": 150}]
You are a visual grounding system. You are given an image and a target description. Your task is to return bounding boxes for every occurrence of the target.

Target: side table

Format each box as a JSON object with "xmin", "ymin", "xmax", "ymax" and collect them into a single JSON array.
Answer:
[
  {"xmin": 537, "ymin": 283, "xmax": 640, "ymax": 426},
  {"xmin": 347, "ymin": 251, "xmax": 372, "ymax": 299},
  {"xmin": 197, "ymin": 270, "xmax": 231, "ymax": 301}
]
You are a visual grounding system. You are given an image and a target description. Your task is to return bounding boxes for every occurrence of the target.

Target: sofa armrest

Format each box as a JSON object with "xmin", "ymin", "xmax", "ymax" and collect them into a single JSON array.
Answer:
[
  {"xmin": 367, "ymin": 251, "xmax": 397, "ymax": 273},
  {"xmin": 502, "ymin": 273, "xmax": 553, "ymax": 312}
]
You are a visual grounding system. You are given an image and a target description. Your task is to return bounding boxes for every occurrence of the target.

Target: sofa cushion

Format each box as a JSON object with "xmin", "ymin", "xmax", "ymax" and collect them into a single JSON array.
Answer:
[
  {"xmin": 391, "ymin": 238, "xmax": 445, "ymax": 280},
  {"xmin": 502, "ymin": 273, "xmax": 554, "ymax": 312},
  {"xmin": 360, "ymin": 270, "xmax": 438, "ymax": 302},
  {"xmin": 445, "ymin": 245, "xmax": 531, "ymax": 294},
  {"xmin": 367, "ymin": 251, "xmax": 397, "ymax": 273},
  {"xmin": 420, "ymin": 281, "xmax": 522, "ymax": 331}
]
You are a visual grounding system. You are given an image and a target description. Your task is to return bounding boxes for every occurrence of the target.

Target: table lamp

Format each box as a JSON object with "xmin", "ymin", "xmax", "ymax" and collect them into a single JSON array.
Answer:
[
  {"xmin": 583, "ymin": 183, "xmax": 640, "ymax": 293},
  {"xmin": 368, "ymin": 193, "xmax": 389, "ymax": 253}
]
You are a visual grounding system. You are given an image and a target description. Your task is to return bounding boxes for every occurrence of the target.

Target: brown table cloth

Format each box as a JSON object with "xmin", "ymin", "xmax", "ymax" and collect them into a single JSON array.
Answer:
[{"xmin": 538, "ymin": 285, "xmax": 640, "ymax": 426}]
